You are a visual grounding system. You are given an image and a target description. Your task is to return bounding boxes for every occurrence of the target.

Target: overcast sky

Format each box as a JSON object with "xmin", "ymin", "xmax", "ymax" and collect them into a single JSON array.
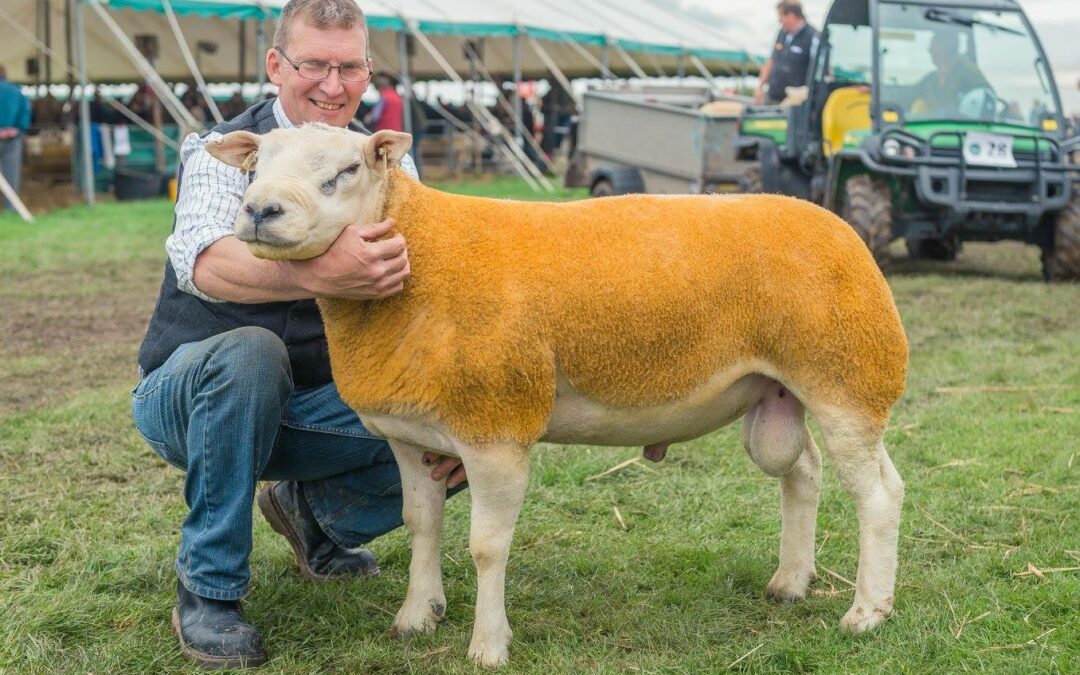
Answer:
[{"xmin": 676, "ymin": 0, "xmax": 1080, "ymax": 113}]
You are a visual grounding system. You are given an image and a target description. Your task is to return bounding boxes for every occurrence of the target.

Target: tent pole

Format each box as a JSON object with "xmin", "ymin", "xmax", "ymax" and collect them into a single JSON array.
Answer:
[
  {"xmin": 460, "ymin": 38, "xmax": 554, "ymax": 174},
  {"xmin": 406, "ymin": 22, "xmax": 551, "ymax": 191},
  {"xmin": 556, "ymin": 32, "xmax": 612, "ymax": 79},
  {"xmin": 0, "ymin": 172, "xmax": 34, "ymax": 222},
  {"xmin": 526, "ymin": 36, "xmax": 580, "ymax": 106},
  {"xmin": 161, "ymin": 0, "xmax": 223, "ymax": 123},
  {"xmin": 610, "ymin": 41, "xmax": 648, "ymax": 80},
  {"xmin": 512, "ymin": 30, "xmax": 523, "ymax": 150},
  {"xmin": 600, "ymin": 42, "xmax": 609, "ymax": 79},
  {"xmin": 688, "ymin": 54, "xmax": 724, "ymax": 97},
  {"xmin": 397, "ymin": 30, "xmax": 412, "ymax": 136},
  {"xmin": 238, "ymin": 20, "xmax": 246, "ymax": 84},
  {"xmin": 74, "ymin": 0, "xmax": 93, "ymax": 205},
  {"xmin": 256, "ymin": 17, "xmax": 266, "ymax": 96},
  {"xmin": 678, "ymin": 52, "xmax": 686, "ymax": 81},
  {"xmin": 85, "ymin": 0, "xmax": 196, "ymax": 128}
]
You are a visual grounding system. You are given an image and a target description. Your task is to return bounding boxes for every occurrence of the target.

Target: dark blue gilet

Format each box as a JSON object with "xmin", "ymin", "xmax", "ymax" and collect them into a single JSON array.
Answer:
[{"xmin": 137, "ymin": 99, "xmax": 366, "ymax": 386}]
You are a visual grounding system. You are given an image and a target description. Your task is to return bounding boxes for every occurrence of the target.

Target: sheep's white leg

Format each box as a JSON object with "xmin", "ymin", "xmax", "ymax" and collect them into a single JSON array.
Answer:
[
  {"xmin": 460, "ymin": 443, "xmax": 530, "ymax": 668},
  {"xmin": 818, "ymin": 415, "xmax": 904, "ymax": 633},
  {"xmin": 387, "ymin": 440, "xmax": 448, "ymax": 638},
  {"xmin": 743, "ymin": 386, "xmax": 820, "ymax": 601}
]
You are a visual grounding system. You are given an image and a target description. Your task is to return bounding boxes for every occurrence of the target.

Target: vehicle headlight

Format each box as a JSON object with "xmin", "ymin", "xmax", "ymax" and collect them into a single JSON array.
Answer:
[{"xmin": 883, "ymin": 138, "xmax": 902, "ymax": 157}]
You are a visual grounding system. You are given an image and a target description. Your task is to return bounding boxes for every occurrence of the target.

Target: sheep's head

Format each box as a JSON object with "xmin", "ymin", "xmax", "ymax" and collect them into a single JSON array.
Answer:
[{"xmin": 207, "ymin": 124, "xmax": 412, "ymax": 260}]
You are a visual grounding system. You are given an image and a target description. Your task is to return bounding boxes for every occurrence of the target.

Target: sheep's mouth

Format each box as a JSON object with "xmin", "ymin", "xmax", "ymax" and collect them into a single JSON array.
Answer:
[{"xmin": 235, "ymin": 218, "xmax": 304, "ymax": 248}]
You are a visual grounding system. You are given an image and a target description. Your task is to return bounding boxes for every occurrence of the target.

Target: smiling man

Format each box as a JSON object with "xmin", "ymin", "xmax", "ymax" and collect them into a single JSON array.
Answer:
[{"xmin": 132, "ymin": 0, "xmax": 463, "ymax": 668}]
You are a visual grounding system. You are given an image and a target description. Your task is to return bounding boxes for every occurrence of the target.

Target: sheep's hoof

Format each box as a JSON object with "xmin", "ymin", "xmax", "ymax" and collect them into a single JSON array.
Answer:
[
  {"xmin": 765, "ymin": 568, "xmax": 816, "ymax": 603},
  {"xmin": 839, "ymin": 603, "xmax": 892, "ymax": 634},
  {"xmin": 467, "ymin": 626, "xmax": 512, "ymax": 668},
  {"xmin": 389, "ymin": 599, "xmax": 445, "ymax": 639}
]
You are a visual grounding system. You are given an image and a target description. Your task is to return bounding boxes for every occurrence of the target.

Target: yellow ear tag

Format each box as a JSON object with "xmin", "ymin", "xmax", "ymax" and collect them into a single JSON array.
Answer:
[{"xmin": 240, "ymin": 151, "xmax": 258, "ymax": 174}]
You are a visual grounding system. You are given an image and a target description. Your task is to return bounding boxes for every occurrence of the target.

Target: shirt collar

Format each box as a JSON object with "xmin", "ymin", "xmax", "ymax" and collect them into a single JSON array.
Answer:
[{"xmin": 272, "ymin": 97, "xmax": 296, "ymax": 129}]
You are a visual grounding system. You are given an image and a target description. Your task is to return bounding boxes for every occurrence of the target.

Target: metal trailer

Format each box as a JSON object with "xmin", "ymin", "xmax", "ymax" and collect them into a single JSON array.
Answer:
[{"xmin": 565, "ymin": 85, "xmax": 752, "ymax": 196}]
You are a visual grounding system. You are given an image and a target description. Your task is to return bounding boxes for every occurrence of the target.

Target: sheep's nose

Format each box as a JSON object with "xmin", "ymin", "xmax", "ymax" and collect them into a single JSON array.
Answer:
[{"xmin": 245, "ymin": 203, "xmax": 283, "ymax": 226}]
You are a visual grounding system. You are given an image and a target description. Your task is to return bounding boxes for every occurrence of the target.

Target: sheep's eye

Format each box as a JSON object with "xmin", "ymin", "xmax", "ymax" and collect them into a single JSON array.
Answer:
[
  {"xmin": 336, "ymin": 163, "xmax": 360, "ymax": 180},
  {"xmin": 320, "ymin": 163, "xmax": 361, "ymax": 196}
]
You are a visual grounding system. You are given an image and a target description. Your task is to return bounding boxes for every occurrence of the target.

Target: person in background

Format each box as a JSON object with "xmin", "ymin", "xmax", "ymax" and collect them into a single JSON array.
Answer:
[
  {"xmin": 0, "ymin": 65, "xmax": 32, "ymax": 211},
  {"xmin": 363, "ymin": 73, "xmax": 404, "ymax": 131},
  {"xmin": 754, "ymin": 1, "xmax": 818, "ymax": 105}
]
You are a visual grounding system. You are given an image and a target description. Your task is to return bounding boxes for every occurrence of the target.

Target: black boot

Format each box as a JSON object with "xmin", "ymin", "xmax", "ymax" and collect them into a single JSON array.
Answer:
[
  {"xmin": 172, "ymin": 580, "xmax": 267, "ymax": 669},
  {"xmin": 257, "ymin": 481, "xmax": 381, "ymax": 581}
]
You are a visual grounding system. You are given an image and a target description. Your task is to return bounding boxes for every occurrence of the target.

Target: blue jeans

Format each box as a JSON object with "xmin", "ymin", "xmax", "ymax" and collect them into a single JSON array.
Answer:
[{"xmin": 131, "ymin": 326, "xmax": 405, "ymax": 601}]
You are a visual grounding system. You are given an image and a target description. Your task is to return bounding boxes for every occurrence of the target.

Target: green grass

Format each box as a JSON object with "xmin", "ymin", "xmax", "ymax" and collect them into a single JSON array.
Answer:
[{"xmin": 1, "ymin": 183, "xmax": 1078, "ymax": 673}]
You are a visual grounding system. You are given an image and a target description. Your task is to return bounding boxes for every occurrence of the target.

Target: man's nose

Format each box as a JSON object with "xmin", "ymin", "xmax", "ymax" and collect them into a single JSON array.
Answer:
[{"xmin": 320, "ymin": 70, "xmax": 345, "ymax": 97}]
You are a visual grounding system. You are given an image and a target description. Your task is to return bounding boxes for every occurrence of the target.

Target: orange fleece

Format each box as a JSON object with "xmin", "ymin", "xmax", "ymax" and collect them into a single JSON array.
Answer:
[{"xmin": 319, "ymin": 171, "xmax": 908, "ymax": 446}]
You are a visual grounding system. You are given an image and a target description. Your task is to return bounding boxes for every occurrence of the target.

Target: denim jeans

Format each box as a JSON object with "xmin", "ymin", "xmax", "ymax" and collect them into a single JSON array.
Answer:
[
  {"xmin": 0, "ymin": 136, "xmax": 23, "ymax": 211},
  {"xmin": 131, "ymin": 326, "xmax": 405, "ymax": 601}
]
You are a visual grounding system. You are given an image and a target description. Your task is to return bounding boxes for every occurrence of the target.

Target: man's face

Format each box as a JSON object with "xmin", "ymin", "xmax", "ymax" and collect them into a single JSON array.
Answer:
[
  {"xmin": 778, "ymin": 10, "xmax": 800, "ymax": 34},
  {"xmin": 266, "ymin": 19, "xmax": 370, "ymax": 127}
]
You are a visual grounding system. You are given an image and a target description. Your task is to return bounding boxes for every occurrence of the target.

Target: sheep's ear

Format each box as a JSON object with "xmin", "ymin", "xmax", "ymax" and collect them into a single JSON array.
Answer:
[
  {"xmin": 363, "ymin": 130, "xmax": 413, "ymax": 171},
  {"xmin": 207, "ymin": 130, "xmax": 262, "ymax": 171}
]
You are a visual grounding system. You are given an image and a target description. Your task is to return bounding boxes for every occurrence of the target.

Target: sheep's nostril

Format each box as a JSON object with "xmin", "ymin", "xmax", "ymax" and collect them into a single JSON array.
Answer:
[{"xmin": 246, "ymin": 203, "xmax": 284, "ymax": 226}]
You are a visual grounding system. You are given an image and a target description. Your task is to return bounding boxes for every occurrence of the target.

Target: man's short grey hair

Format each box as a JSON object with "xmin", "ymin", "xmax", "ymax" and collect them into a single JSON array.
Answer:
[{"xmin": 273, "ymin": 0, "xmax": 369, "ymax": 53}]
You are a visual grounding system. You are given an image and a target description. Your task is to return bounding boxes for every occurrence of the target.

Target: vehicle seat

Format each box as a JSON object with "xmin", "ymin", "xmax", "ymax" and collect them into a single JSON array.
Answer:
[{"xmin": 821, "ymin": 87, "xmax": 871, "ymax": 157}]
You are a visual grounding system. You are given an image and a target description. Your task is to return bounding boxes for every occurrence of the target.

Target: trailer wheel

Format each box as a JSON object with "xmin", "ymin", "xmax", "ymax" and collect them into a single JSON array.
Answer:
[
  {"xmin": 841, "ymin": 175, "xmax": 893, "ymax": 269},
  {"xmin": 1042, "ymin": 187, "xmax": 1080, "ymax": 282},
  {"xmin": 738, "ymin": 167, "xmax": 763, "ymax": 193},
  {"xmin": 591, "ymin": 179, "xmax": 614, "ymax": 198}
]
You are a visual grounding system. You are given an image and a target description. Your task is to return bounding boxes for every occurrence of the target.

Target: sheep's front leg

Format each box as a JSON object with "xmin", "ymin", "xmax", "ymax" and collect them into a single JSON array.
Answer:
[
  {"xmin": 460, "ymin": 443, "xmax": 530, "ymax": 668},
  {"xmin": 387, "ymin": 440, "xmax": 448, "ymax": 638}
]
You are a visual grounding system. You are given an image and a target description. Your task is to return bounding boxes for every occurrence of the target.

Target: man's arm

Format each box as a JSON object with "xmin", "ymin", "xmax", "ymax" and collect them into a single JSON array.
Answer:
[{"xmin": 755, "ymin": 58, "xmax": 774, "ymax": 105}]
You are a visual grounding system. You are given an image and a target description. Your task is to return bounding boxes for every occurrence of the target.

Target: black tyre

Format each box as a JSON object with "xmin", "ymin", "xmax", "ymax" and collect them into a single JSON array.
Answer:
[
  {"xmin": 841, "ymin": 175, "xmax": 893, "ymax": 268},
  {"xmin": 906, "ymin": 236, "xmax": 959, "ymax": 261},
  {"xmin": 1042, "ymin": 187, "xmax": 1080, "ymax": 282},
  {"xmin": 590, "ymin": 178, "xmax": 614, "ymax": 198},
  {"xmin": 738, "ymin": 167, "xmax": 763, "ymax": 193}
]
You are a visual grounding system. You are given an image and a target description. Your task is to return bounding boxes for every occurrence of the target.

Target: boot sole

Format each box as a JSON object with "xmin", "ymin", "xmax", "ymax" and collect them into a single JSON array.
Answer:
[
  {"xmin": 171, "ymin": 605, "xmax": 268, "ymax": 669},
  {"xmin": 257, "ymin": 486, "xmax": 336, "ymax": 582}
]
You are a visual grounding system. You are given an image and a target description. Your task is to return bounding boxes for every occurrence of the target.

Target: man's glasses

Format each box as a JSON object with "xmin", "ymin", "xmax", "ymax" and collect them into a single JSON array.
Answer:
[{"xmin": 275, "ymin": 47, "xmax": 372, "ymax": 83}]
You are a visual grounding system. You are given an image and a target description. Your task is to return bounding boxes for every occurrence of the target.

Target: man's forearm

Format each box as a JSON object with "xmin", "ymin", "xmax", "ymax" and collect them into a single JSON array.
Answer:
[{"xmin": 192, "ymin": 236, "xmax": 313, "ymax": 303}]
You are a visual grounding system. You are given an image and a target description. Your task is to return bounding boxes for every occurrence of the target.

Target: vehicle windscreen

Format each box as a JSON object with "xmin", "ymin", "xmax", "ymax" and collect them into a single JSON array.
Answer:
[{"xmin": 877, "ymin": 3, "xmax": 1059, "ymax": 126}]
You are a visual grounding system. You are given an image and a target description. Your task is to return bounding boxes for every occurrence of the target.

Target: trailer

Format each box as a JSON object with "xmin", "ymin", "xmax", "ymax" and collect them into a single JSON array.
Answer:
[{"xmin": 565, "ymin": 85, "xmax": 753, "ymax": 197}]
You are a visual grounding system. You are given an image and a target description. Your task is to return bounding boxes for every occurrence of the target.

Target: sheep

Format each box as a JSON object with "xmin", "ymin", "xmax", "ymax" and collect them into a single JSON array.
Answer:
[{"xmin": 207, "ymin": 123, "xmax": 909, "ymax": 668}]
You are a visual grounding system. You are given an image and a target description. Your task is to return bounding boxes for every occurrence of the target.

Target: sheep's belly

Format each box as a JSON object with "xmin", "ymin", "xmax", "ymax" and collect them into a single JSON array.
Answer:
[
  {"xmin": 360, "ymin": 366, "xmax": 773, "ymax": 455},
  {"xmin": 543, "ymin": 367, "xmax": 772, "ymax": 447}
]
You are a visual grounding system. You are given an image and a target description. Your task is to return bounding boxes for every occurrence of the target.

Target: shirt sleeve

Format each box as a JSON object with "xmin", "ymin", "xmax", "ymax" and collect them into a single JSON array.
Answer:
[
  {"xmin": 165, "ymin": 131, "xmax": 249, "ymax": 302},
  {"xmin": 18, "ymin": 94, "xmax": 31, "ymax": 131},
  {"xmin": 400, "ymin": 151, "xmax": 419, "ymax": 180}
]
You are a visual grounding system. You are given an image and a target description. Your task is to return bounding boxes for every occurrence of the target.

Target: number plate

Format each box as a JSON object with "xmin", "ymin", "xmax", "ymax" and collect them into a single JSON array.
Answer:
[{"xmin": 962, "ymin": 132, "xmax": 1016, "ymax": 168}]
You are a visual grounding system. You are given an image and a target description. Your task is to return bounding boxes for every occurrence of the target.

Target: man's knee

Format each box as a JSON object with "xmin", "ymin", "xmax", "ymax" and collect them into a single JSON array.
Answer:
[{"xmin": 198, "ymin": 327, "xmax": 293, "ymax": 400}]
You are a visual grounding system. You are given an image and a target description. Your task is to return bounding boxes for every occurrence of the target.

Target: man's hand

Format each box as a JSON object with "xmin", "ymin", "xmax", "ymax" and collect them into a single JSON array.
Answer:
[
  {"xmin": 295, "ymin": 218, "xmax": 410, "ymax": 300},
  {"xmin": 423, "ymin": 452, "xmax": 467, "ymax": 488},
  {"xmin": 0, "ymin": 128, "xmax": 19, "ymax": 140},
  {"xmin": 754, "ymin": 88, "xmax": 766, "ymax": 105}
]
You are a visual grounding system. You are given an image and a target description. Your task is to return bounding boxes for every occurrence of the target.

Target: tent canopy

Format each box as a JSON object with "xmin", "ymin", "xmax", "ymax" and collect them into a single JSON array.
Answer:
[{"xmin": 2, "ymin": 0, "xmax": 759, "ymax": 84}]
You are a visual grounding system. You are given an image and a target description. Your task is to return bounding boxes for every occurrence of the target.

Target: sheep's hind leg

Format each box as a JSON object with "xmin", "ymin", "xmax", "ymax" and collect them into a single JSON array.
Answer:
[
  {"xmin": 387, "ymin": 440, "xmax": 448, "ymax": 638},
  {"xmin": 742, "ymin": 384, "xmax": 820, "ymax": 602},
  {"xmin": 459, "ymin": 442, "xmax": 530, "ymax": 668},
  {"xmin": 816, "ymin": 410, "xmax": 904, "ymax": 634}
]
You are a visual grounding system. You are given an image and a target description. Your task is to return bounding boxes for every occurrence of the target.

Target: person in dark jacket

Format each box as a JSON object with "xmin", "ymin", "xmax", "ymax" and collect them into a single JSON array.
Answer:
[
  {"xmin": 131, "ymin": 0, "xmax": 461, "ymax": 668},
  {"xmin": 754, "ymin": 1, "xmax": 818, "ymax": 105}
]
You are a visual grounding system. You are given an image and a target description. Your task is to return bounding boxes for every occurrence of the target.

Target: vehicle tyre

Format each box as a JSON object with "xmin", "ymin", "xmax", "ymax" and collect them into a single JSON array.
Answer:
[
  {"xmin": 738, "ymin": 167, "xmax": 763, "ymax": 193},
  {"xmin": 1042, "ymin": 187, "xmax": 1080, "ymax": 282},
  {"xmin": 841, "ymin": 175, "xmax": 893, "ymax": 269},
  {"xmin": 906, "ymin": 236, "xmax": 959, "ymax": 261},
  {"xmin": 590, "ymin": 178, "xmax": 614, "ymax": 198}
]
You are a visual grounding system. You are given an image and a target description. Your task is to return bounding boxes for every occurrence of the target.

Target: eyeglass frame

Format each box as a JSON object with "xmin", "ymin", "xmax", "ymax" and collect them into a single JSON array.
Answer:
[{"xmin": 274, "ymin": 47, "xmax": 373, "ymax": 83}]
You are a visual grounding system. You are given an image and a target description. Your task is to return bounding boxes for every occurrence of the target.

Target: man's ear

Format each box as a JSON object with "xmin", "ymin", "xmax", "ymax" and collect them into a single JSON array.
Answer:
[
  {"xmin": 363, "ymin": 130, "xmax": 413, "ymax": 171},
  {"xmin": 207, "ymin": 130, "xmax": 262, "ymax": 170}
]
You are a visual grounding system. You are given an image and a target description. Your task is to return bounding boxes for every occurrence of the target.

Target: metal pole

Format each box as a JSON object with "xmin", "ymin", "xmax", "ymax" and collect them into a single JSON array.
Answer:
[
  {"xmin": 238, "ymin": 19, "xmax": 246, "ymax": 84},
  {"xmin": 397, "ymin": 30, "xmax": 412, "ymax": 136},
  {"xmin": 74, "ymin": 0, "xmax": 94, "ymax": 205},
  {"xmin": 256, "ymin": 16, "xmax": 266, "ymax": 95},
  {"xmin": 512, "ymin": 30, "xmax": 523, "ymax": 150}
]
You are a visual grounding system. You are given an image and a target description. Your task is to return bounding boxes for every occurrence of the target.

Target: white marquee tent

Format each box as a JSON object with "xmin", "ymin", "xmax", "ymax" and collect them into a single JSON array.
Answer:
[{"xmin": 1, "ymin": 0, "xmax": 756, "ymax": 84}]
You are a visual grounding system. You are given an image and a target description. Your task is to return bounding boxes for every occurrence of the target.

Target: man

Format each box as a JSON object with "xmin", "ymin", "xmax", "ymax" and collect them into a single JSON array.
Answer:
[
  {"xmin": 363, "ymin": 74, "xmax": 404, "ymax": 132},
  {"xmin": 910, "ymin": 30, "xmax": 990, "ymax": 119},
  {"xmin": 754, "ymin": 2, "xmax": 818, "ymax": 105},
  {"xmin": 132, "ymin": 0, "xmax": 464, "ymax": 668},
  {"xmin": 0, "ymin": 65, "xmax": 31, "ymax": 211}
]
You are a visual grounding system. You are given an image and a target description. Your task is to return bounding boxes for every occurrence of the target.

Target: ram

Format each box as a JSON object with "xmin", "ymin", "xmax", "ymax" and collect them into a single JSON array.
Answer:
[{"xmin": 209, "ymin": 124, "xmax": 909, "ymax": 668}]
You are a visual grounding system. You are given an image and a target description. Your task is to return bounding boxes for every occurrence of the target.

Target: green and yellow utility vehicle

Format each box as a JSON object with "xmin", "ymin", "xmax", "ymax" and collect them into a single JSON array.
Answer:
[{"xmin": 737, "ymin": 0, "xmax": 1080, "ymax": 280}]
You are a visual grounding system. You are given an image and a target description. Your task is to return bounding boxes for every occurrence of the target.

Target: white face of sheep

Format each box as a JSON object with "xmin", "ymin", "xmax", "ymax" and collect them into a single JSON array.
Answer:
[{"xmin": 206, "ymin": 125, "xmax": 413, "ymax": 260}]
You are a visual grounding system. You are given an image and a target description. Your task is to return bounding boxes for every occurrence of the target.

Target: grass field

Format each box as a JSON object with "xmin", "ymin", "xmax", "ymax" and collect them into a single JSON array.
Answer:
[{"xmin": 1, "ymin": 178, "xmax": 1077, "ymax": 673}]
